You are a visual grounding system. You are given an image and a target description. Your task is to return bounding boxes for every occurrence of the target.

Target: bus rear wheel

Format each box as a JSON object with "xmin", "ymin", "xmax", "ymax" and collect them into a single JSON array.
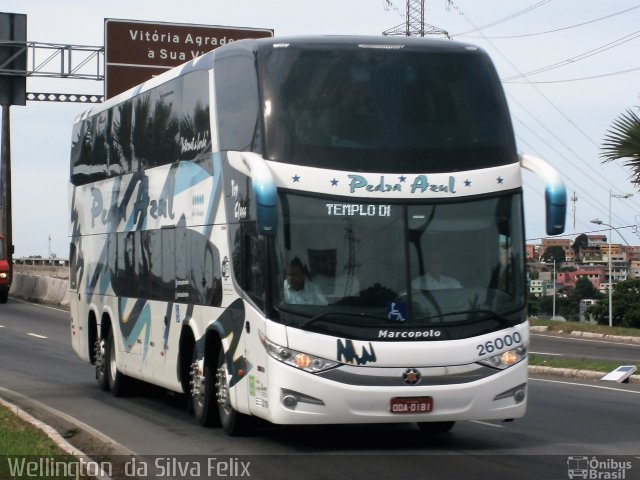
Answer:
[
  {"xmin": 104, "ymin": 328, "xmax": 131, "ymax": 397},
  {"xmin": 95, "ymin": 336, "xmax": 109, "ymax": 391},
  {"xmin": 215, "ymin": 349, "xmax": 254, "ymax": 436}
]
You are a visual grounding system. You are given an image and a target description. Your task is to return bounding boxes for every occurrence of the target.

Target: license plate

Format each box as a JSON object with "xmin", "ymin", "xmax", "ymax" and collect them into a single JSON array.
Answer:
[{"xmin": 390, "ymin": 396, "xmax": 434, "ymax": 414}]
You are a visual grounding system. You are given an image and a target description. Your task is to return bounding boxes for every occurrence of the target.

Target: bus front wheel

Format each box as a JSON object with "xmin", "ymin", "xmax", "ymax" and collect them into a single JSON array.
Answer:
[
  {"xmin": 215, "ymin": 349, "xmax": 254, "ymax": 436},
  {"xmin": 190, "ymin": 348, "xmax": 217, "ymax": 427}
]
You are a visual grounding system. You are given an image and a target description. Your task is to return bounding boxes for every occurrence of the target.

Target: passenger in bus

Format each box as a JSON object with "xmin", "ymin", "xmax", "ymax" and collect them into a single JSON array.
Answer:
[
  {"xmin": 283, "ymin": 257, "xmax": 328, "ymax": 305},
  {"xmin": 412, "ymin": 249, "xmax": 462, "ymax": 290}
]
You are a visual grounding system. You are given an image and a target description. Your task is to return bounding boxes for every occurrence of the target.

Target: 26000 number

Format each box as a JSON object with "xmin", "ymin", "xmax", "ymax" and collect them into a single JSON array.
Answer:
[{"xmin": 476, "ymin": 332, "xmax": 522, "ymax": 356}]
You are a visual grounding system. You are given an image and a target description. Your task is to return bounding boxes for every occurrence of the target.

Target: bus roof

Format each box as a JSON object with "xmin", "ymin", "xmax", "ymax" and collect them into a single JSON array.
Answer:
[{"xmin": 75, "ymin": 35, "xmax": 486, "ymax": 123}]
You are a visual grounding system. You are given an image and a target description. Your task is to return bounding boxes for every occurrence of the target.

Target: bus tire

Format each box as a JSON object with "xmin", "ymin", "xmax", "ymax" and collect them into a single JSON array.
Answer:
[
  {"xmin": 215, "ymin": 349, "xmax": 254, "ymax": 436},
  {"xmin": 105, "ymin": 328, "xmax": 131, "ymax": 397},
  {"xmin": 190, "ymin": 348, "xmax": 218, "ymax": 427},
  {"xmin": 0, "ymin": 288, "xmax": 8, "ymax": 304},
  {"xmin": 417, "ymin": 421, "xmax": 455, "ymax": 434}
]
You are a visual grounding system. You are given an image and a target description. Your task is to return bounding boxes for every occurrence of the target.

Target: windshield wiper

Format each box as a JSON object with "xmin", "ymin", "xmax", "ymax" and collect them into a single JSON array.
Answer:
[
  {"xmin": 415, "ymin": 309, "xmax": 516, "ymax": 326},
  {"xmin": 301, "ymin": 311, "xmax": 388, "ymax": 329}
]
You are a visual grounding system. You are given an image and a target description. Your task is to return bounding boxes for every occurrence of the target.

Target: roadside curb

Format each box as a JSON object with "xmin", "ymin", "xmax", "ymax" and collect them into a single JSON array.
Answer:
[
  {"xmin": 528, "ymin": 365, "xmax": 640, "ymax": 384},
  {"xmin": 0, "ymin": 387, "xmax": 137, "ymax": 479},
  {"xmin": 0, "ymin": 396, "xmax": 113, "ymax": 480}
]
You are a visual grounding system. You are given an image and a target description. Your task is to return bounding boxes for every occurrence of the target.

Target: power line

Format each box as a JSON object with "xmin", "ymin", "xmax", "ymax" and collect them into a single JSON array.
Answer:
[
  {"xmin": 451, "ymin": 0, "xmax": 552, "ymax": 37},
  {"xmin": 526, "ymin": 224, "xmax": 637, "ymax": 243},
  {"xmin": 450, "ymin": 8, "xmax": 640, "ymax": 232},
  {"xmin": 503, "ymin": 65, "xmax": 640, "ymax": 84},
  {"xmin": 457, "ymin": 4, "xmax": 640, "ymax": 40},
  {"xmin": 501, "ymin": 30, "xmax": 640, "ymax": 82},
  {"xmin": 508, "ymin": 94, "xmax": 640, "ymax": 214}
]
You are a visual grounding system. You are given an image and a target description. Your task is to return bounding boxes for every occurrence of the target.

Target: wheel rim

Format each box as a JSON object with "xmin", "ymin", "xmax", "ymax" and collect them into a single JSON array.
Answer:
[
  {"xmin": 95, "ymin": 339, "xmax": 106, "ymax": 379},
  {"xmin": 190, "ymin": 360, "xmax": 206, "ymax": 412},
  {"xmin": 215, "ymin": 363, "xmax": 232, "ymax": 420}
]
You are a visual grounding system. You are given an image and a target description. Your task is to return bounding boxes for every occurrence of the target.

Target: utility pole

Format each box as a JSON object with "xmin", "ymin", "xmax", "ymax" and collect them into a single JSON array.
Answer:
[
  {"xmin": 1, "ymin": 105, "xmax": 13, "ymax": 278},
  {"xmin": 383, "ymin": 0, "xmax": 449, "ymax": 38}
]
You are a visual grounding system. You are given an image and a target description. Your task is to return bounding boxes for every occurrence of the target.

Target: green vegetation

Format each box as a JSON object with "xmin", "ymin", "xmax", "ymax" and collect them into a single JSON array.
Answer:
[
  {"xmin": 529, "ymin": 277, "xmax": 640, "ymax": 328},
  {"xmin": 0, "ymin": 405, "xmax": 66, "ymax": 455},
  {"xmin": 0, "ymin": 406, "xmax": 86, "ymax": 480},
  {"xmin": 600, "ymin": 100, "xmax": 640, "ymax": 179},
  {"xmin": 529, "ymin": 318, "xmax": 640, "ymax": 337}
]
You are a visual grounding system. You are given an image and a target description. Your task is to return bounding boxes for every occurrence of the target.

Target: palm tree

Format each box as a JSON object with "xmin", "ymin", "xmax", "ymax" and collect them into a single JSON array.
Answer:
[{"xmin": 600, "ymin": 103, "xmax": 640, "ymax": 185}]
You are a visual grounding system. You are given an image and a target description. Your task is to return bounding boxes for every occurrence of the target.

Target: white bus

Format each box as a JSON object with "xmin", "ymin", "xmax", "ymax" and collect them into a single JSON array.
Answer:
[{"xmin": 69, "ymin": 36, "xmax": 566, "ymax": 436}]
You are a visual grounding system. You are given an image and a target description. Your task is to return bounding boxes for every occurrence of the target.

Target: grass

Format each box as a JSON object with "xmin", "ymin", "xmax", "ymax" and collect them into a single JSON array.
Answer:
[
  {"xmin": 529, "ymin": 318, "xmax": 640, "ymax": 338},
  {"xmin": 528, "ymin": 355, "xmax": 631, "ymax": 373},
  {"xmin": 0, "ymin": 405, "xmax": 66, "ymax": 455},
  {"xmin": 0, "ymin": 405, "xmax": 88, "ymax": 480}
]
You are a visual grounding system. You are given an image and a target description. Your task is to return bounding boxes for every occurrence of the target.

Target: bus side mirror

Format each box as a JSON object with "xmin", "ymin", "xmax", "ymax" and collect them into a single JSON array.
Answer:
[
  {"xmin": 520, "ymin": 153, "xmax": 567, "ymax": 235},
  {"xmin": 241, "ymin": 153, "xmax": 278, "ymax": 236}
]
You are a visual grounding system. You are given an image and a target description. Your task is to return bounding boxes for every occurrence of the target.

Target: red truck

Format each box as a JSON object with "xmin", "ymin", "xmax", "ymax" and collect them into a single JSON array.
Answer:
[{"xmin": 0, "ymin": 234, "xmax": 10, "ymax": 303}]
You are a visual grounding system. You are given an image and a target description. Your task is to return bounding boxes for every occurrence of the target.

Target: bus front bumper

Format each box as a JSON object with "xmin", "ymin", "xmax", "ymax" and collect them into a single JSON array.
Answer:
[{"xmin": 251, "ymin": 356, "xmax": 528, "ymax": 425}]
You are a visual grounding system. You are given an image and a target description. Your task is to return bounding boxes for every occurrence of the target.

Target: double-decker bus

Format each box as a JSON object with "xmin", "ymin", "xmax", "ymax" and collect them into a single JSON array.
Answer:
[{"xmin": 69, "ymin": 36, "xmax": 566, "ymax": 436}]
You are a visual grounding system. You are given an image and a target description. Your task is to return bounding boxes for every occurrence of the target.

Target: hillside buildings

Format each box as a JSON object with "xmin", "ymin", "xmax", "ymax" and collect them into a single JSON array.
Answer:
[{"xmin": 527, "ymin": 234, "xmax": 640, "ymax": 296}]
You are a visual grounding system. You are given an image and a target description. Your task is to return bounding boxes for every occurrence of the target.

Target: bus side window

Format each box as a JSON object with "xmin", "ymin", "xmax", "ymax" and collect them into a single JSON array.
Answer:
[{"xmin": 232, "ymin": 223, "xmax": 265, "ymax": 310}]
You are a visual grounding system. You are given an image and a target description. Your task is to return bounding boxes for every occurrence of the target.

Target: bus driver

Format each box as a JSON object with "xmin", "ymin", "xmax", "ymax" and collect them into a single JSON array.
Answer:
[{"xmin": 283, "ymin": 257, "xmax": 328, "ymax": 305}]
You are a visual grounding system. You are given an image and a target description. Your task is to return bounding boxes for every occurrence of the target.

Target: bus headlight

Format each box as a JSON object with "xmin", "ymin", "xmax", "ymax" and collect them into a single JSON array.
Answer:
[
  {"xmin": 259, "ymin": 332, "xmax": 339, "ymax": 373},
  {"xmin": 0, "ymin": 273, "xmax": 7, "ymax": 279},
  {"xmin": 478, "ymin": 346, "xmax": 527, "ymax": 370}
]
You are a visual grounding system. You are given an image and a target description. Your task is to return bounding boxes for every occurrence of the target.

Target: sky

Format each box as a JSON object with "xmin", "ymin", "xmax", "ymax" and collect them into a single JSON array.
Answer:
[{"xmin": 1, "ymin": 0, "xmax": 639, "ymax": 258}]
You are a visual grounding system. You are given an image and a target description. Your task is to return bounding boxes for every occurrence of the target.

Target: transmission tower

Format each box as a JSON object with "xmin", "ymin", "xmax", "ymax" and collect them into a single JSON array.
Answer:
[
  {"xmin": 571, "ymin": 190, "xmax": 578, "ymax": 233},
  {"xmin": 383, "ymin": 0, "xmax": 449, "ymax": 38}
]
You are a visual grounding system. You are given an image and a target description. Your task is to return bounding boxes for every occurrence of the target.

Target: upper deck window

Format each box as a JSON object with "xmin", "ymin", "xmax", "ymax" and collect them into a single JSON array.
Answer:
[{"xmin": 259, "ymin": 44, "xmax": 517, "ymax": 173}]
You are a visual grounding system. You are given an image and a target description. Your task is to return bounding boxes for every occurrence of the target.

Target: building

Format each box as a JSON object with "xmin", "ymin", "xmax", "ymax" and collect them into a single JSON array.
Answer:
[
  {"xmin": 629, "ymin": 260, "xmax": 640, "ymax": 279},
  {"xmin": 541, "ymin": 238, "xmax": 573, "ymax": 261},
  {"xmin": 529, "ymin": 279, "xmax": 547, "ymax": 296}
]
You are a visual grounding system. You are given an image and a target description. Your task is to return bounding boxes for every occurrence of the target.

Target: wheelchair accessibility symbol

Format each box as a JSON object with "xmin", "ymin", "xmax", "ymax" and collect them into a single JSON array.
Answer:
[{"xmin": 387, "ymin": 302, "xmax": 407, "ymax": 322}]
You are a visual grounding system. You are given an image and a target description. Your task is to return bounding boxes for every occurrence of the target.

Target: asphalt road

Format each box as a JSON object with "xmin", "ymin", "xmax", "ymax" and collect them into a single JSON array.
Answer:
[
  {"xmin": 1, "ymin": 299, "xmax": 640, "ymax": 480},
  {"xmin": 530, "ymin": 331, "xmax": 640, "ymax": 365}
]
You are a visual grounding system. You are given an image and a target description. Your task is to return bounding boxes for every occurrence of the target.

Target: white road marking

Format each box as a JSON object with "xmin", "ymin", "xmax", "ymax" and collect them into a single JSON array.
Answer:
[
  {"xmin": 27, "ymin": 333, "xmax": 48, "ymax": 339},
  {"xmin": 13, "ymin": 297, "xmax": 68, "ymax": 313},
  {"xmin": 470, "ymin": 420, "xmax": 505, "ymax": 428},
  {"xmin": 530, "ymin": 351, "xmax": 563, "ymax": 356},
  {"xmin": 531, "ymin": 377, "xmax": 640, "ymax": 394}
]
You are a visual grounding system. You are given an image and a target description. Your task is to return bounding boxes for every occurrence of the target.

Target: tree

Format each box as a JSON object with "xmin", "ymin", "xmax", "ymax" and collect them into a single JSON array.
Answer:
[
  {"xmin": 542, "ymin": 245, "xmax": 565, "ymax": 263},
  {"xmin": 600, "ymin": 102, "xmax": 640, "ymax": 185},
  {"xmin": 569, "ymin": 276, "xmax": 599, "ymax": 304},
  {"xmin": 610, "ymin": 278, "xmax": 640, "ymax": 328},
  {"xmin": 585, "ymin": 278, "xmax": 640, "ymax": 328},
  {"xmin": 571, "ymin": 233, "xmax": 588, "ymax": 262}
]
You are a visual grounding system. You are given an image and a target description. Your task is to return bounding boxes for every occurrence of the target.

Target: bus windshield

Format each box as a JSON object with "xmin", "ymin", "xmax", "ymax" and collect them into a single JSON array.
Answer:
[
  {"xmin": 272, "ymin": 192, "xmax": 525, "ymax": 337},
  {"xmin": 259, "ymin": 44, "xmax": 517, "ymax": 172}
]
